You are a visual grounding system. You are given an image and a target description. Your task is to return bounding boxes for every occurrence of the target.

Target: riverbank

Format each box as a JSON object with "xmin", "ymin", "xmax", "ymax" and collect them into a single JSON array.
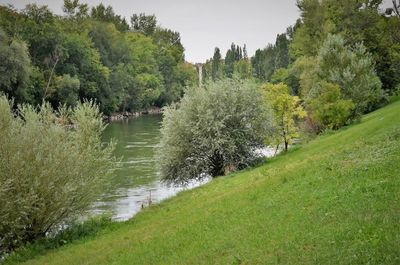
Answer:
[
  {"xmin": 106, "ymin": 107, "xmax": 163, "ymax": 122},
  {"xmin": 5, "ymin": 100, "xmax": 400, "ymax": 264}
]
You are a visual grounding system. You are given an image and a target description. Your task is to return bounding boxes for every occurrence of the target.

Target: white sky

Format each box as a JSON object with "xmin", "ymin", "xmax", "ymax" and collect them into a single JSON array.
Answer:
[{"xmin": 1, "ymin": 0, "xmax": 395, "ymax": 63}]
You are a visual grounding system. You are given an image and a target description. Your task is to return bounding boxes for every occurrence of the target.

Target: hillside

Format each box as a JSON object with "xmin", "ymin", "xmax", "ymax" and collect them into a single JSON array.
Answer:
[{"xmin": 11, "ymin": 100, "xmax": 400, "ymax": 264}]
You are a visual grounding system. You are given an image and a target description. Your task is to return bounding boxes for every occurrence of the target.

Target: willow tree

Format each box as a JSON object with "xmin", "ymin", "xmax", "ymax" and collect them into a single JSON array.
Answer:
[
  {"xmin": 0, "ymin": 96, "xmax": 116, "ymax": 254},
  {"xmin": 158, "ymin": 79, "xmax": 273, "ymax": 184}
]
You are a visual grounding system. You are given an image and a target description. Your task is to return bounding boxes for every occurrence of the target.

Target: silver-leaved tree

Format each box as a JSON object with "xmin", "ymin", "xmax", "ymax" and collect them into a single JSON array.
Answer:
[
  {"xmin": 0, "ymin": 95, "xmax": 116, "ymax": 254},
  {"xmin": 158, "ymin": 79, "xmax": 273, "ymax": 185}
]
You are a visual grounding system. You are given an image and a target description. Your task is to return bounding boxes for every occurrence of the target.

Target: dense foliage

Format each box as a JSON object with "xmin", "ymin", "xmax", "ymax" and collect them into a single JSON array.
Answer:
[
  {"xmin": 262, "ymin": 83, "xmax": 306, "ymax": 151},
  {"xmin": 300, "ymin": 34, "xmax": 383, "ymax": 127},
  {"xmin": 0, "ymin": 1, "xmax": 197, "ymax": 114},
  {"xmin": 201, "ymin": 0, "xmax": 399, "ymax": 134},
  {"xmin": 0, "ymin": 95, "xmax": 115, "ymax": 254},
  {"xmin": 202, "ymin": 43, "xmax": 252, "ymax": 82},
  {"xmin": 158, "ymin": 79, "xmax": 273, "ymax": 184}
]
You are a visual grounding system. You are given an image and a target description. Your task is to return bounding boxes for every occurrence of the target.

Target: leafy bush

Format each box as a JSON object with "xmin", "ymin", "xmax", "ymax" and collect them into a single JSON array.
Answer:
[
  {"xmin": 158, "ymin": 79, "xmax": 273, "ymax": 184},
  {"xmin": 300, "ymin": 34, "xmax": 383, "ymax": 119},
  {"xmin": 309, "ymin": 82, "xmax": 355, "ymax": 131},
  {"xmin": 0, "ymin": 95, "xmax": 115, "ymax": 254}
]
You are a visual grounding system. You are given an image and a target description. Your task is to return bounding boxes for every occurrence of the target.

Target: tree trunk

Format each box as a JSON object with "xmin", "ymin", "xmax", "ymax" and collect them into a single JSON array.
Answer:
[{"xmin": 210, "ymin": 151, "xmax": 224, "ymax": 177}]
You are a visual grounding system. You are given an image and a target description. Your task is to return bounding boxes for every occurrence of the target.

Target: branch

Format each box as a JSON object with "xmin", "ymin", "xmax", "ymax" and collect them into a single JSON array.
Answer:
[{"xmin": 43, "ymin": 56, "xmax": 59, "ymax": 100}]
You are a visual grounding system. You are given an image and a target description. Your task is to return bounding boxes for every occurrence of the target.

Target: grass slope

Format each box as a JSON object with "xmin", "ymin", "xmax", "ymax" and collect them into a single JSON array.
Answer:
[{"xmin": 10, "ymin": 101, "xmax": 400, "ymax": 265}]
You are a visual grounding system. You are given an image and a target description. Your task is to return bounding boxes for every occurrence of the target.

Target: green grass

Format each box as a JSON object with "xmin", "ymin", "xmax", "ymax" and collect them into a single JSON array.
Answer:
[{"xmin": 7, "ymin": 100, "xmax": 400, "ymax": 265}]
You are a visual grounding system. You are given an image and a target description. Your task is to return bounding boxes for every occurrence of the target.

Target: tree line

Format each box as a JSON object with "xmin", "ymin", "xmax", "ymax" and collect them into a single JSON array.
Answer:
[
  {"xmin": 0, "ymin": 1, "xmax": 198, "ymax": 115},
  {"xmin": 200, "ymin": 0, "xmax": 399, "ymax": 132}
]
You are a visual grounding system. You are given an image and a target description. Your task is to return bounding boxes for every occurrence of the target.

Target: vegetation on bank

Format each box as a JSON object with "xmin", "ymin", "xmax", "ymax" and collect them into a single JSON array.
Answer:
[
  {"xmin": 203, "ymin": 0, "xmax": 400, "ymax": 96},
  {"xmin": 158, "ymin": 33, "xmax": 384, "ymax": 184},
  {"xmin": 0, "ymin": 95, "xmax": 116, "ymax": 255},
  {"xmin": 4, "ymin": 99, "xmax": 400, "ymax": 265},
  {"xmin": 158, "ymin": 79, "xmax": 273, "ymax": 184},
  {"xmin": 0, "ymin": 1, "xmax": 198, "ymax": 115},
  {"xmin": 0, "ymin": 0, "xmax": 399, "ymax": 262}
]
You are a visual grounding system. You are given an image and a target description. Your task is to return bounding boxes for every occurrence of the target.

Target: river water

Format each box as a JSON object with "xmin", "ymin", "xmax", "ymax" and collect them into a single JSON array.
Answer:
[
  {"xmin": 91, "ymin": 115, "xmax": 206, "ymax": 221},
  {"xmin": 91, "ymin": 115, "xmax": 276, "ymax": 221}
]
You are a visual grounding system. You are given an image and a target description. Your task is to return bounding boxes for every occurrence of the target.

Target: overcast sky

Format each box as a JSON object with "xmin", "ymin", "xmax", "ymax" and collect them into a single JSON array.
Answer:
[{"xmin": 1, "ymin": 0, "xmax": 394, "ymax": 63}]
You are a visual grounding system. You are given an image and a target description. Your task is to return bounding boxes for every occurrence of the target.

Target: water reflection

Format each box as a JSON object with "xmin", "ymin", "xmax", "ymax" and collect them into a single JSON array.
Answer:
[
  {"xmin": 92, "ymin": 115, "xmax": 209, "ymax": 221},
  {"xmin": 92, "ymin": 115, "xmax": 274, "ymax": 221}
]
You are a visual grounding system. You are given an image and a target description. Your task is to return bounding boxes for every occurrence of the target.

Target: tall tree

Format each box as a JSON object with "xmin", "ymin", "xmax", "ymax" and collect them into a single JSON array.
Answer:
[
  {"xmin": 274, "ymin": 34, "xmax": 290, "ymax": 69},
  {"xmin": 131, "ymin": 13, "xmax": 157, "ymax": 36},
  {"xmin": 0, "ymin": 29, "xmax": 32, "ymax": 103},
  {"xmin": 301, "ymin": 34, "xmax": 383, "ymax": 118},
  {"xmin": 211, "ymin": 47, "xmax": 222, "ymax": 81},
  {"xmin": 91, "ymin": 4, "xmax": 129, "ymax": 32}
]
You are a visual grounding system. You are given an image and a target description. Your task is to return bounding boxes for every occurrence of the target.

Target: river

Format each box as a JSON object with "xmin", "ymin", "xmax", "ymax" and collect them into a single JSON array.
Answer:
[
  {"xmin": 91, "ymin": 115, "xmax": 206, "ymax": 221},
  {"xmin": 91, "ymin": 114, "xmax": 276, "ymax": 221}
]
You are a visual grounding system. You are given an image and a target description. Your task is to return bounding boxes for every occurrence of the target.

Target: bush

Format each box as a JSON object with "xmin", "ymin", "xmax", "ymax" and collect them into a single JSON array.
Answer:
[
  {"xmin": 308, "ymin": 82, "xmax": 355, "ymax": 131},
  {"xmin": 300, "ymin": 34, "xmax": 383, "ymax": 119},
  {"xmin": 0, "ymin": 95, "xmax": 115, "ymax": 255},
  {"xmin": 158, "ymin": 79, "xmax": 273, "ymax": 184}
]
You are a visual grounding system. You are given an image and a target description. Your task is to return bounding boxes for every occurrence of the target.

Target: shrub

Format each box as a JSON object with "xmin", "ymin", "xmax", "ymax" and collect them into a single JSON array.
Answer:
[
  {"xmin": 0, "ymin": 95, "xmax": 115, "ymax": 254},
  {"xmin": 300, "ymin": 34, "xmax": 383, "ymax": 119},
  {"xmin": 158, "ymin": 79, "xmax": 273, "ymax": 184},
  {"xmin": 308, "ymin": 82, "xmax": 355, "ymax": 131}
]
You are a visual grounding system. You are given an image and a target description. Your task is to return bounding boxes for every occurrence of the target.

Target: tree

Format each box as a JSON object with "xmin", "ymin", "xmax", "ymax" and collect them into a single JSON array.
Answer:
[
  {"xmin": 0, "ymin": 96, "xmax": 115, "ymax": 254},
  {"xmin": 131, "ymin": 13, "xmax": 157, "ymax": 36},
  {"xmin": 63, "ymin": 0, "xmax": 89, "ymax": 19},
  {"xmin": 291, "ymin": 0, "xmax": 399, "ymax": 91},
  {"xmin": 158, "ymin": 79, "xmax": 273, "ymax": 184},
  {"xmin": 271, "ymin": 68, "xmax": 289, "ymax": 85},
  {"xmin": 274, "ymin": 34, "xmax": 290, "ymax": 69},
  {"xmin": 0, "ymin": 29, "xmax": 32, "ymax": 103},
  {"xmin": 262, "ymin": 83, "xmax": 306, "ymax": 151},
  {"xmin": 308, "ymin": 82, "xmax": 355, "ymax": 131},
  {"xmin": 123, "ymin": 32, "xmax": 163, "ymax": 110},
  {"xmin": 59, "ymin": 33, "xmax": 113, "ymax": 113},
  {"xmin": 234, "ymin": 60, "xmax": 252, "ymax": 79},
  {"xmin": 251, "ymin": 49, "xmax": 267, "ymax": 80},
  {"xmin": 224, "ymin": 45, "xmax": 235, "ymax": 78},
  {"xmin": 91, "ymin": 4, "xmax": 129, "ymax": 32},
  {"xmin": 251, "ymin": 44, "xmax": 276, "ymax": 81},
  {"xmin": 152, "ymin": 28, "xmax": 186, "ymax": 106},
  {"xmin": 211, "ymin": 47, "xmax": 222, "ymax": 81},
  {"xmin": 243, "ymin": 44, "xmax": 248, "ymax": 60},
  {"xmin": 314, "ymin": 34, "xmax": 382, "ymax": 117},
  {"xmin": 54, "ymin": 74, "xmax": 80, "ymax": 106},
  {"xmin": 0, "ymin": 2, "xmax": 202, "ymax": 114}
]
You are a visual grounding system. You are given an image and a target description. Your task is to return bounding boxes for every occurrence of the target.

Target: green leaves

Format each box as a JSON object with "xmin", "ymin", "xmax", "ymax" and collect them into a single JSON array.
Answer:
[
  {"xmin": 158, "ymin": 79, "xmax": 273, "ymax": 184},
  {"xmin": 0, "ymin": 95, "xmax": 115, "ymax": 254},
  {"xmin": 262, "ymin": 83, "xmax": 306, "ymax": 150},
  {"xmin": 309, "ymin": 82, "xmax": 355, "ymax": 130},
  {"xmin": 0, "ymin": 29, "xmax": 31, "ymax": 103}
]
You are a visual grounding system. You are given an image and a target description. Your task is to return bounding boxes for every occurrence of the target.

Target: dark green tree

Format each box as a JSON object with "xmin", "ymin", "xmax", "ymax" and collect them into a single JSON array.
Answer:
[
  {"xmin": 211, "ymin": 47, "xmax": 222, "ymax": 81},
  {"xmin": 131, "ymin": 13, "xmax": 157, "ymax": 36},
  {"xmin": 0, "ymin": 29, "xmax": 32, "ymax": 103},
  {"xmin": 91, "ymin": 4, "xmax": 129, "ymax": 32}
]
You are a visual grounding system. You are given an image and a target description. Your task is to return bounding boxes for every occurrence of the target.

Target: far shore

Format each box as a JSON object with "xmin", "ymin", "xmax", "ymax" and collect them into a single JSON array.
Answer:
[{"xmin": 105, "ymin": 107, "xmax": 163, "ymax": 122}]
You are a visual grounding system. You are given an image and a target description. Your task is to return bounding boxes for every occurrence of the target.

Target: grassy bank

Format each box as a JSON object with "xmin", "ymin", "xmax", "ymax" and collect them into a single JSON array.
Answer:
[{"xmin": 7, "ymin": 100, "xmax": 400, "ymax": 265}]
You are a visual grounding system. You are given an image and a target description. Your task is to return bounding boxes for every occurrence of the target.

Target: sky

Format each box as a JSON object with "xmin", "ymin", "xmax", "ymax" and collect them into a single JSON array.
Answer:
[{"xmin": 1, "ymin": 0, "xmax": 395, "ymax": 63}]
